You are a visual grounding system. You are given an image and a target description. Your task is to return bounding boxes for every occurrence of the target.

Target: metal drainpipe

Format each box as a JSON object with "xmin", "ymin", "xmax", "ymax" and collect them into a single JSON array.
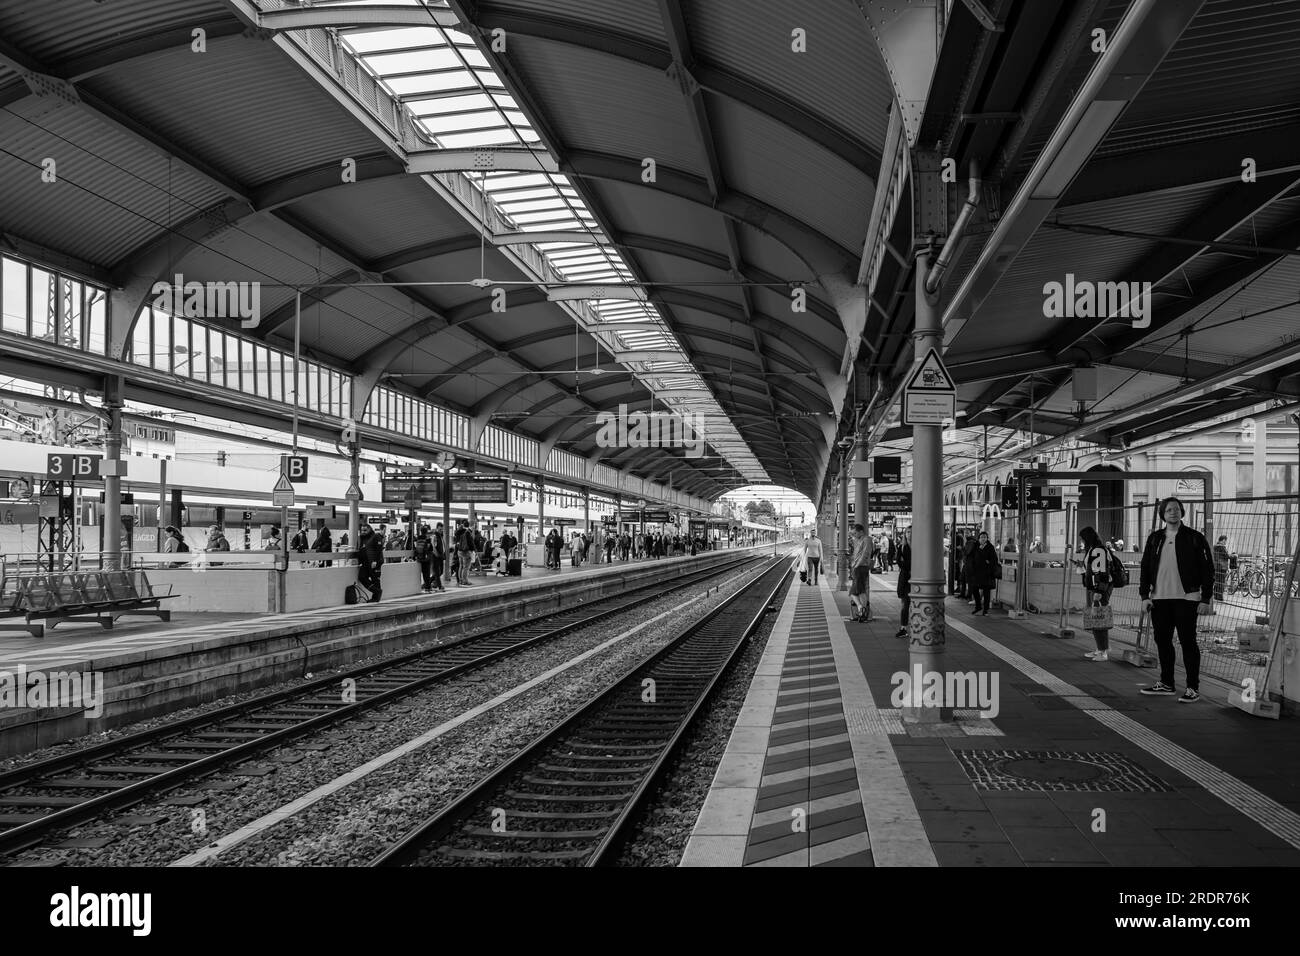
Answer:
[{"xmin": 924, "ymin": 161, "xmax": 982, "ymax": 297}]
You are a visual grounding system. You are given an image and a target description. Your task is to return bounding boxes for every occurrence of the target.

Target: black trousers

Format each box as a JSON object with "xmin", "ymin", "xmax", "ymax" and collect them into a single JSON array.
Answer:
[
  {"xmin": 806, "ymin": 557, "xmax": 820, "ymax": 583},
  {"xmin": 419, "ymin": 560, "xmax": 434, "ymax": 589},
  {"xmin": 1150, "ymin": 599, "xmax": 1201, "ymax": 690},
  {"xmin": 972, "ymin": 586, "xmax": 992, "ymax": 612},
  {"xmin": 358, "ymin": 563, "xmax": 382, "ymax": 600}
]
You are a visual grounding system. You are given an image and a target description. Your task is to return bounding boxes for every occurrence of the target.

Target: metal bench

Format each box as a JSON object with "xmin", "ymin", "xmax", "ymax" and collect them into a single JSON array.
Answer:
[{"xmin": 0, "ymin": 570, "xmax": 176, "ymax": 639}]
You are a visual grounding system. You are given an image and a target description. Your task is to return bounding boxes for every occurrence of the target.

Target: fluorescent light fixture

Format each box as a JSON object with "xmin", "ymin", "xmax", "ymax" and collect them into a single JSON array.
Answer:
[{"xmin": 1032, "ymin": 100, "xmax": 1127, "ymax": 200}]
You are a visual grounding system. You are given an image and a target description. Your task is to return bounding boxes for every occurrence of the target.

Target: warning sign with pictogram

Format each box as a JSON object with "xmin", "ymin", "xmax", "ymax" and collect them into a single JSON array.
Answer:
[
  {"xmin": 272, "ymin": 473, "xmax": 295, "ymax": 507},
  {"xmin": 902, "ymin": 348, "xmax": 956, "ymax": 425}
]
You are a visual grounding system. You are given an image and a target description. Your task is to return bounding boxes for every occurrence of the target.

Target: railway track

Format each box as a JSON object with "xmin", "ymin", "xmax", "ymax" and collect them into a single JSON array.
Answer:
[
  {"xmin": 371, "ymin": 556, "xmax": 791, "ymax": 867},
  {"xmin": 0, "ymin": 554, "xmax": 762, "ymax": 858}
]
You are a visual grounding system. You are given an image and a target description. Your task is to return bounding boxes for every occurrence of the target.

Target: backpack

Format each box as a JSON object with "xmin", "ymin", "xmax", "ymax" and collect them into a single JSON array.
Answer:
[
  {"xmin": 413, "ymin": 538, "xmax": 430, "ymax": 559},
  {"xmin": 176, "ymin": 539, "xmax": 190, "ymax": 553},
  {"xmin": 455, "ymin": 527, "xmax": 468, "ymax": 549},
  {"xmin": 473, "ymin": 530, "xmax": 484, "ymax": 552},
  {"xmin": 1107, "ymin": 549, "xmax": 1130, "ymax": 588}
]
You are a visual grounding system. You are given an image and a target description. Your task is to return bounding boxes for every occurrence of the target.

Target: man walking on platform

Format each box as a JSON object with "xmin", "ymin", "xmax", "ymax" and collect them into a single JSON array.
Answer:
[
  {"xmin": 803, "ymin": 531, "xmax": 823, "ymax": 585},
  {"xmin": 1138, "ymin": 496, "xmax": 1215, "ymax": 703}
]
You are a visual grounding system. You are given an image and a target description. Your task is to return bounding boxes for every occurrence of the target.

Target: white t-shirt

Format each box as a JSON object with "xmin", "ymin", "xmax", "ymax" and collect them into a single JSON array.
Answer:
[{"xmin": 1154, "ymin": 527, "xmax": 1200, "ymax": 601}]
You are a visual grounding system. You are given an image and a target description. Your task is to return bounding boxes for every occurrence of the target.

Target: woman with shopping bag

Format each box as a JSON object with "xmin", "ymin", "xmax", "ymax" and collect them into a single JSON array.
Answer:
[{"xmin": 1079, "ymin": 525, "xmax": 1115, "ymax": 661}]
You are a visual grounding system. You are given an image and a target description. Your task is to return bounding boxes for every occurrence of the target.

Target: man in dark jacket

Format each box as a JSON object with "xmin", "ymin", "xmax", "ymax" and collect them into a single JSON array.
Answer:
[
  {"xmin": 357, "ymin": 525, "xmax": 384, "ymax": 600},
  {"xmin": 895, "ymin": 529, "xmax": 912, "ymax": 639},
  {"xmin": 1138, "ymin": 496, "xmax": 1215, "ymax": 702}
]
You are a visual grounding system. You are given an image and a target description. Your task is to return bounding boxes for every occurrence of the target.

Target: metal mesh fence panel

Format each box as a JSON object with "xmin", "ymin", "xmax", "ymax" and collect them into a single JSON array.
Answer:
[{"xmin": 1059, "ymin": 497, "xmax": 1299, "ymax": 689}]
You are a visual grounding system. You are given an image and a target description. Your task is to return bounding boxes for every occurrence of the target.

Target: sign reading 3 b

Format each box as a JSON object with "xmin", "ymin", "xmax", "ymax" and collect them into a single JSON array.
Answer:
[{"xmin": 47, "ymin": 454, "xmax": 102, "ymax": 479}]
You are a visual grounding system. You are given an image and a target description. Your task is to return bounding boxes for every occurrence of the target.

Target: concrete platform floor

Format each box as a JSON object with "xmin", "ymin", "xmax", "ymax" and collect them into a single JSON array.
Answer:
[{"xmin": 683, "ymin": 571, "xmax": 1300, "ymax": 867}]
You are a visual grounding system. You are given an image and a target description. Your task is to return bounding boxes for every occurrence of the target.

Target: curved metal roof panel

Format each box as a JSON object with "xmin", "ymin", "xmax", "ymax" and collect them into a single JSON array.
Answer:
[
  {"xmin": 682, "ymin": 0, "xmax": 893, "ymax": 148},
  {"xmin": 1102, "ymin": 0, "xmax": 1300, "ymax": 153},
  {"xmin": 587, "ymin": 180, "xmax": 728, "ymax": 258},
  {"xmin": 0, "ymin": 99, "xmax": 226, "ymax": 265},
  {"xmin": 177, "ymin": 214, "xmax": 355, "ymax": 289},
  {"xmin": 736, "ymin": 227, "xmax": 823, "ymax": 287},
  {"xmin": 84, "ymin": 39, "xmax": 382, "ymax": 187},
  {"xmin": 289, "ymin": 178, "xmax": 480, "ymax": 262},
  {"xmin": 0, "ymin": 0, "xmax": 228, "ymax": 63},
  {"xmin": 507, "ymin": 37, "xmax": 707, "ymax": 175},
  {"xmin": 709, "ymin": 96, "xmax": 873, "ymax": 253},
  {"xmin": 487, "ymin": 0, "xmax": 669, "ymax": 45}
]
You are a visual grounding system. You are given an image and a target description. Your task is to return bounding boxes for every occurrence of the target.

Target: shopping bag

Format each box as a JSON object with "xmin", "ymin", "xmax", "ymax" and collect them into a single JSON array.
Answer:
[{"xmin": 1081, "ymin": 602, "xmax": 1113, "ymax": 630}]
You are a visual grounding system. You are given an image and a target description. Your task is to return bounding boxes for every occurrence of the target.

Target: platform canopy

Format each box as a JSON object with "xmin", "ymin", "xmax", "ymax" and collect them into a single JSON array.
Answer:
[
  {"xmin": 848, "ymin": 0, "xmax": 1300, "ymax": 500},
  {"xmin": 0, "ymin": 0, "xmax": 897, "ymax": 503}
]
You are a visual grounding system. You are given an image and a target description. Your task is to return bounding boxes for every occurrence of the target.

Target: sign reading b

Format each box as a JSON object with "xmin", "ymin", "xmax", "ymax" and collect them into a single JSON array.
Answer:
[
  {"xmin": 286, "ymin": 456, "xmax": 309, "ymax": 483},
  {"xmin": 47, "ymin": 454, "xmax": 102, "ymax": 480}
]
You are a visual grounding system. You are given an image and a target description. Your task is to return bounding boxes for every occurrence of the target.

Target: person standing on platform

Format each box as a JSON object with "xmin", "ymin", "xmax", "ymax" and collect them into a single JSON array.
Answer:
[
  {"xmin": 357, "ymin": 524, "xmax": 384, "ymax": 601},
  {"xmin": 894, "ymin": 528, "xmax": 912, "ymax": 639},
  {"xmin": 206, "ymin": 526, "xmax": 230, "ymax": 553},
  {"xmin": 953, "ymin": 532, "xmax": 966, "ymax": 599},
  {"xmin": 455, "ymin": 521, "xmax": 474, "ymax": 586},
  {"xmin": 1139, "ymin": 496, "xmax": 1215, "ymax": 702},
  {"xmin": 312, "ymin": 525, "xmax": 333, "ymax": 568},
  {"xmin": 804, "ymin": 531, "xmax": 823, "ymax": 585},
  {"xmin": 1079, "ymin": 525, "xmax": 1114, "ymax": 661},
  {"xmin": 431, "ymin": 523, "xmax": 447, "ymax": 590},
  {"xmin": 414, "ymin": 526, "xmax": 435, "ymax": 592},
  {"xmin": 967, "ymin": 531, "xmax": 1000, "ymax": 615},
  {"xmin": 264, "ymin": 525, "xmax": 282, "ymax": 551},
  {"xmin": 846, "ymin": 524, "xmax": 873, "ymax": 624}
]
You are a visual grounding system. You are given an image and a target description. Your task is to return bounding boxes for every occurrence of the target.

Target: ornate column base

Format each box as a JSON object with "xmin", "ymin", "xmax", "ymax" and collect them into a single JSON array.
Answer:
[{"xmin": 903, "ymin": 579, "xmax": 953, "ymax": 724}]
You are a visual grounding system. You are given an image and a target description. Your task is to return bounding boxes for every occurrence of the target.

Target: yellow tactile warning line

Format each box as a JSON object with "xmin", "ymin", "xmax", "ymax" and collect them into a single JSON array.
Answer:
[
  {"xmin": 947, "ymin": 616, "xmax": 1300, "ymax": 850},
  {"xmin": 680, "ymin": 572, "xmax": 799, "ymax": 866},
  {"xmin": 820, "ymin": 583, "xmax": 937, "ymax": 866}
]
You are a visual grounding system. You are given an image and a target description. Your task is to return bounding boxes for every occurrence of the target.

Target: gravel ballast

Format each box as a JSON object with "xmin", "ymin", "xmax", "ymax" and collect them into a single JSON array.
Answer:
[{"xmin": 2, "ymin": 560, "xmax": 776, "ymax": 867}]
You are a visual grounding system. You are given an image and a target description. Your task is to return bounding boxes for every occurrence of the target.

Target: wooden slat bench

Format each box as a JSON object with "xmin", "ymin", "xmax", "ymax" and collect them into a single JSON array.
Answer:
[{"xmin": 0, "ymin": 570, "xmax": 176, "ymax": 639}]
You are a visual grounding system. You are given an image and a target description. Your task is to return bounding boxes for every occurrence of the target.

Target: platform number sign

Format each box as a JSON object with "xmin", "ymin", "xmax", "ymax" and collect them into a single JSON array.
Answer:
[
  {"xmin": 286, "ymin": 456, "xmax": 309, "ymax": 483},
  {"xmin": 47, "ymin": 454, "xmax": 102, "ymax": 480}
]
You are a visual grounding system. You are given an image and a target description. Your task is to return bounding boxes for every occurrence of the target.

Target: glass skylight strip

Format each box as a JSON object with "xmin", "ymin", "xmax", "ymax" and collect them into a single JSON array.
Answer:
[{"xmin": 335, "ymin": 3, "xmax": 768, "ymax": 483}]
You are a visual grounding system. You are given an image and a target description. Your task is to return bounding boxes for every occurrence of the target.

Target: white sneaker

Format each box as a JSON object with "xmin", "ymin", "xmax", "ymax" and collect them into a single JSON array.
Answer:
[{"xmin": 1093, "ymin": 651, "xmax": 1108, "ymax": 661}]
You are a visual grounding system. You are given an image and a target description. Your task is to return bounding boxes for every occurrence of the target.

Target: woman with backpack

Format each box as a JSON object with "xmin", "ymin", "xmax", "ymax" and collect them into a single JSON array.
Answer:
[{"xmin": 1079, "ymin": 526, "xmax": 1116, "ymax": 661}]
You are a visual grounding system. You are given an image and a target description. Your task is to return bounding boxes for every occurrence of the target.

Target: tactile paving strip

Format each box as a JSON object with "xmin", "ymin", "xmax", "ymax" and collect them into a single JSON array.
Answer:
[{"xmin": 954, "ymin": 749, "xmax": 1173, "ymax": 792}]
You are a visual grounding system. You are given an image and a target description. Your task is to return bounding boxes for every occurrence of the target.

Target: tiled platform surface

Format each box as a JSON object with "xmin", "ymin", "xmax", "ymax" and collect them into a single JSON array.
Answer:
[{"xmin": 683, "ymin": 570, "xmax": 1300, "ymax": 867}]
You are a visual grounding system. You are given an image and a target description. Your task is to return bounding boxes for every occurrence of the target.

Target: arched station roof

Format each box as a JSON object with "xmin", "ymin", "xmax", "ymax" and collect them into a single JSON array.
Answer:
[{"xmin": 0, "ymin": 0, "xmax": 895, "ymax": 503}]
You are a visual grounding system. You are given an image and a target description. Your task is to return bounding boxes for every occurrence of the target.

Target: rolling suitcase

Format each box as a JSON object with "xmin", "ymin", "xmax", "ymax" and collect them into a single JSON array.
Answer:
[{"xmin": 507, "ymin": 558, "xmax": 523, "ymax": 577}]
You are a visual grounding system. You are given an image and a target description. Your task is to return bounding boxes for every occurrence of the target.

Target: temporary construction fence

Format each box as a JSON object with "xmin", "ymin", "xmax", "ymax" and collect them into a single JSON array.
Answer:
[{"xmin": 1043, "ymin": 497, "xmax": 1300, "ymax": 692}]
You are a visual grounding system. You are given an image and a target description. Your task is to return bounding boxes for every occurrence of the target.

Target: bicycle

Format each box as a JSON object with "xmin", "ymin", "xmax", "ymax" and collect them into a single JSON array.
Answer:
[{"xmin": 1232, "ymin": 556, "xmax": 1267, "ymax": 599}]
